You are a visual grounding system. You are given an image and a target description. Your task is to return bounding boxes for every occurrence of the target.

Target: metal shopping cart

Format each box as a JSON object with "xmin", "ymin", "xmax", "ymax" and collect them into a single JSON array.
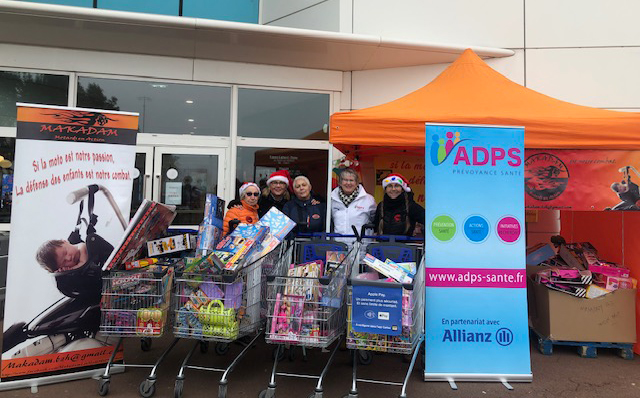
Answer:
[
  {"xmin": 171, "ymin": 243, "xmax": 285, "ymax": 398},
  {"xmin": 260, "ymin": 234, "xmax": 357, "ymax": 398},
  {"xmin": 345, "ymin": 238, "xmax": 425, "ymax": 398},
  {"xmin": 97, "ymin": 266, "xmax": 178, "ymax": 397}
]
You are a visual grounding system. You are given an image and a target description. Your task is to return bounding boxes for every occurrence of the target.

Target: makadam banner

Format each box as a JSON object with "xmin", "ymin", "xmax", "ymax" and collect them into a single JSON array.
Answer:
[
  {"xmin": 1, "ymin": 104, "xmax": 138, "ymax": 380},
  {"xmin": 524, "ymin": 149, "xmax": 640, "ymax": 211},
  {"xmin": 424, "ymin": 123, "xmax": 531, "ymax": 382}
]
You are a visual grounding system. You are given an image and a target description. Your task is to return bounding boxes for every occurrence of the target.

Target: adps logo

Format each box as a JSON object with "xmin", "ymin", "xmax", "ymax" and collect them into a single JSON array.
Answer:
[
  {"xmin": 430, "ymin": 131, "xmax": 522, "ymax": 167},
  {"xmin": 430, "ymin": 131, "xmax": 466, "ymax": 165}
]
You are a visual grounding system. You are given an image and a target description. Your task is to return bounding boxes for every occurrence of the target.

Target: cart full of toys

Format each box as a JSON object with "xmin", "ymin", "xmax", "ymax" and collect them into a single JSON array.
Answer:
[
  {"xmin": 345, "ymin": 239, "xmax": 425, "ymax": 398},
  {"xmin": 172, "ymin": 234, "xmax": 286, "ymax": 398},
  {"xmin": 261, "ymin": 234, "xmax": 358, "ymax": 398},
  {"xmin": 98, "ymin": 264, "xmax": 178, "ymax": 398}
]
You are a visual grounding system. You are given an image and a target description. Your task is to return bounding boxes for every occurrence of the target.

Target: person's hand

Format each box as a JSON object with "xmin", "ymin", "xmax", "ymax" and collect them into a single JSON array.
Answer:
[{"xmin": 311, "ymin": 199, "xmax": 320, "ymax": 205}]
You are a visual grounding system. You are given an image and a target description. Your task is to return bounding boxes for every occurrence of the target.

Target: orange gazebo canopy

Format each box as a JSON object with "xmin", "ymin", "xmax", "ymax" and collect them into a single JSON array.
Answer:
[{"xmin": 330, "ymin": 49, "xmax": 640, "ymax": 151}]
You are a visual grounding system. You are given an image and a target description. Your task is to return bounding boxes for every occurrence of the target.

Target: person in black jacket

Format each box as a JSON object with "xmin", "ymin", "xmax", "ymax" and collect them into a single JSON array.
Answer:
[
  {"xmin": 374, "ymin": 173, "xmax": 425, "ymax": 236},
  {"xmin": 258, "ymin": 170, "xmax": 292, "ymax": 217},
  {"xmin": 283, "ymin": 175, "xmax": 326, "ymax": 234}
]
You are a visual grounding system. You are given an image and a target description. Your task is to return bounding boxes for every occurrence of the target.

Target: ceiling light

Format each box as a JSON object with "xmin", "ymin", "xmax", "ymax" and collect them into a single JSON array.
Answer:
[
  {"xmin": 185, "ymin": 100, "xmax": 194, "ymax": 104},
  {"xmin": 151, "ymin": 84, "xmax": 167, "ymax": 88},
  {"xmin": 188, "ymin": 119, "xmax": 194, "ymax": 122}
]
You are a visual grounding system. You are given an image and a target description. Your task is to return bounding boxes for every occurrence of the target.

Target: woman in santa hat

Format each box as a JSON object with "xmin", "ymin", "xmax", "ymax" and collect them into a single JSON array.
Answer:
[
  {"xmin": 258, "ymin": 170, "xmax": 292, "ymax": 218},
  {"xmin": 373, "ymin": 173, "xmax": 425, "ymax": 236},
  {"xmin": 222, "ymin": 182, "xmax": 260, "ymax": 235}
]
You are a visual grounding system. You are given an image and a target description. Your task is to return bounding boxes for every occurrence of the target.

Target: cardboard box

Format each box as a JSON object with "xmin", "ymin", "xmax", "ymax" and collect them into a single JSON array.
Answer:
[
  {"xmin": 526, "ymin": 243, "xmax": 556, "ymax": 266},
  {"xmin": 529, "ymin": 276, "xmax": 636, "ymax": 343}
]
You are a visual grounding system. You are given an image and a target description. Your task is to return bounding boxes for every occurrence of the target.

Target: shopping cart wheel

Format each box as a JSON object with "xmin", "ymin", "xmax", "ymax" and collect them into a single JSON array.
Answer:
[
  {"xmin": 357, "ymin": 351, "xmax": 373, "ymax": 366},
  {"xmin": 200, "ymin": 341, "xmax": 209, "ymax": 354},
  {"xmin": 141, "ymin": 338, "xmax": 152, "ymax": 352},
  {"xmin": 258, "ymin": 389, "xmax": 270, "ymax": 398},
  {"xmin": 174, "ymin": 380, "xmax": 184, "ymax": 398},
  {"xmin": 215, "ymin": 343, "xmax": 230, "ymax": 356},
  {"xmin": 139, "ymin": 379, "xmax": 156, "ymax": 398},
  {"xmin": 98, "ymin": 378, "xmax": 110, "ymax": 396}
]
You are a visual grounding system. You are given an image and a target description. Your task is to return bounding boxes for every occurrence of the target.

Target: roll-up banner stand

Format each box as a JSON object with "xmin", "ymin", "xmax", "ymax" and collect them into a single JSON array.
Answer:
[
  {"xmin": 1, "ymin": 104, "xmax": 138, "ymax": 388},
  {"xmin": 424, "ymin": 123, "xmax": 532, "ymax": 386}
]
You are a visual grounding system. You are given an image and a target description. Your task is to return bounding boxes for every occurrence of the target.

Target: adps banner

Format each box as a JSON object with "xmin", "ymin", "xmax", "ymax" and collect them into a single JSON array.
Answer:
[
  {"xmin": 424, "ymin": 123, "xmax": 531, "ymax": 381},
  {"xmin": 1, "ymin": 104, "xmax": 137, "ymax": 380}
]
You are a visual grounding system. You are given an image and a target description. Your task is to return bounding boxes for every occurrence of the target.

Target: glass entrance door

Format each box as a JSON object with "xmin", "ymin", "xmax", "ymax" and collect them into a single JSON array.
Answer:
[{"xmin": 152, "ymin": 147, "xmax": 226, "ymax": 227}]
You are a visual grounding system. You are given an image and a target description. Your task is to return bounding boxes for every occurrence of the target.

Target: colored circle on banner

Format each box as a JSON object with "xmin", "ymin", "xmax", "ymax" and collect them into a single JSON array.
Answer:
[
  {"xmin": 496, "ymin": 216, "xmax": 521, "ymax": 243},
  {"xmin": 431, "ymin": 215, "xmax": 456, "ymax": 242},
  {"xmin": 463, "ymin": 215, "xmax": 490, "ymax": 243}
]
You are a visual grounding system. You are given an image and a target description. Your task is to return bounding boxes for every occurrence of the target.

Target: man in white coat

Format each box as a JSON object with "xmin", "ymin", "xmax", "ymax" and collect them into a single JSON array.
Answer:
[{"xmin": 331, "ymin": 168, "xmax": 376, "ymax": 240}]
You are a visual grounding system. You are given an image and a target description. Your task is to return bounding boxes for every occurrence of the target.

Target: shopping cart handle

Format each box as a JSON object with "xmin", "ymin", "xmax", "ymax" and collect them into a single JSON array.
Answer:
[{"xmin": 351, "ymin": 225, "xmax": 361, "ymax": 241}]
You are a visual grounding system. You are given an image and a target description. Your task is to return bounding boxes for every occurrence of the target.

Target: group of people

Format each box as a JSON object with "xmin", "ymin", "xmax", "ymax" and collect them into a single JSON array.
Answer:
[{"xmin": 223, "ymin": 168, "xmax": 425, "ymax": 238}]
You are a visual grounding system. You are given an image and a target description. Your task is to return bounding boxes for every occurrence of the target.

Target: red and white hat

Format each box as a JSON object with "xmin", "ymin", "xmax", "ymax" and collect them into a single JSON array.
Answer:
[
  {"xmin": 382, "ymin": 173, "xmax": 411, "ymax": 192},
  {"xmin": 239, "ymin": 182, "xmax": 259, "ymax": 197},
  {"xmin": 266, "ymin": 170, "xmax": 291, "ymax": 187}
]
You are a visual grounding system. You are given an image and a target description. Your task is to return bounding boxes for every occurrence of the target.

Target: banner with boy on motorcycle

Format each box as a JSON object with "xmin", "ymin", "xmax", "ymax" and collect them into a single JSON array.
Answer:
[
  {"xmin": 1, "ymin": 104, "xmax": 138, "ymax": 379},
  {"xmin": 524, "ymin": 149, "xmax": 640, "ymax": 211}
]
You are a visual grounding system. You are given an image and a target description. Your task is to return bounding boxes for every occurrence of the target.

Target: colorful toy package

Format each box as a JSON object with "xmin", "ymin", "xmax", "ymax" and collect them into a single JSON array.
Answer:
[
  {"xmin": 203, "ymin": 193, "xmax": 225, "ymax": 228},
  {"xmin": 147, "ymin": 233, "xmax": 195, "ymax": 256},
  {"xmin": 270, "ymin": 293, "xmax": 304, "ymax": 342},
  {"xmin": 257, "ymin": 207, "xmax": 296, "ymax": 241}
]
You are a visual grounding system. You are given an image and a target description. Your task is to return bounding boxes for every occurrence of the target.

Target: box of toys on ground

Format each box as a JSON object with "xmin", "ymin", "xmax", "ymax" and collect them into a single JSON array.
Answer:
[
  {"xmin": 527, "ymin": 239, "xmax": 637, "ymax": 343},
  {"xmin": 268, "ymin": 249, "xmax": 350, "ymax": 345},
  {"xmin": 346, "ymin": 254, "xmax": 417, "ymax": 353}
]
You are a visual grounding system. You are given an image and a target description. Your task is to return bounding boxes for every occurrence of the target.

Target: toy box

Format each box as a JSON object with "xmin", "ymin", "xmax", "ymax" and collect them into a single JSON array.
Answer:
[
  {"xmin": 147, "ymin": 233, "xmax": 195, "ymax": 256},
  {"xmin": 528, "ymin": 274, "xmax": 636, "ymax": 343},
  {"xmin": 257, "ymin": 207, "xmax": 296, "ymax": 241}
]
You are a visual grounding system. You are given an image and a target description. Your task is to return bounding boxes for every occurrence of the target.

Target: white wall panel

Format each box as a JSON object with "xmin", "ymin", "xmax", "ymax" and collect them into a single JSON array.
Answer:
[
  {"xmin": 353, "ymin": 0, "xmax": 523, "ymax": 48},
  {"xmin": 262, "ymin": 0, "xmax": 326, "ymax": 24},
  {"xmin": 526, "ymin": 0, "xmax": 640, "ymax": 48},
  {"xmin": 350, "ymin": 50, "xmax": 524, "ymax": 110},
  {"xmin": 0, "ymin": 44, "xmax": 193, "ymax": 80},
  {"xmin": 263, "ymin": 0, "xmax": 340, "ymax": 32},
  {"xmin": 526, "ymin": 48, "xmax": 640, "ymax": 109},
  {"xmin": 194, "ymin": 59, "xmax": 342, "ymax": 91}
]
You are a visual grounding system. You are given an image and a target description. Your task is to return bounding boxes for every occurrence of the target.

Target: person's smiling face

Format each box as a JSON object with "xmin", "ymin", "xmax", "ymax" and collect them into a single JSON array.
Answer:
[
  {"xmin": 385, "ymin": 183, "xmax": 403, "ymax": 199},
  {"xmin": 294, "ymin": 179, "xmax": 311, "ymax": 200},
  {"xmin": 269, "ymin": 180, "xmax": 287, "ymax": 197},
  {"xmin": 340, "ymin": 174, "xmax": 357, "ymax": 195}
]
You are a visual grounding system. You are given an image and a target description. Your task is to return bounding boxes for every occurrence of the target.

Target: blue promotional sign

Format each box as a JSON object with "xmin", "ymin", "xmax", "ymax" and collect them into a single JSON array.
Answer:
[
  {"xmin": 424, "ymin": 123, "xmax": 531, "ymax": 382},
  {"xmin": 352, "ymin": 284, "xmax": 402, "ymax": 336}
]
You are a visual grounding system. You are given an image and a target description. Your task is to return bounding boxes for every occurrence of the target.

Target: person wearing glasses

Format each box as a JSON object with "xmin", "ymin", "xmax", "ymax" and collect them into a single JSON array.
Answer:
[
  {"xmin": 258, "ymin": 170, "xmax": 292, "ymax": 218},
  {"xmin": 223, "ymin": 182, "xmax": 260, "ymax": 235}
]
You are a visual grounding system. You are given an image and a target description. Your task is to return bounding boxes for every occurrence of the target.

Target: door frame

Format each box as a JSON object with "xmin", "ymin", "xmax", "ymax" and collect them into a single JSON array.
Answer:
[{"xmin": 152, "ymin": 146, "xmax": 227, "ymax": 228}]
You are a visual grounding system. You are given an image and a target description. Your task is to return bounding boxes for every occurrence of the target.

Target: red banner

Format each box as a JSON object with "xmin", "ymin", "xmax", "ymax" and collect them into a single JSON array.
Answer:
[{"xmin": 524, "ymin": 150, "xmax": 640, "ymax": 211}]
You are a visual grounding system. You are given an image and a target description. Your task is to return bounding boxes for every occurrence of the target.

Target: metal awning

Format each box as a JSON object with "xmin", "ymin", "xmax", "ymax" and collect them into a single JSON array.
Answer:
[{"xmin": 0, "ymin": 1, "xmax": 514, "ymax": 71}]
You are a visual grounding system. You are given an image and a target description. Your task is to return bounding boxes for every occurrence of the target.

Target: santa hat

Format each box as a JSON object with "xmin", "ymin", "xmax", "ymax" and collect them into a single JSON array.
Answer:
[
  {"xmin": 239, "ymin": 182, "xmax": 259, "ymax": 197},
  {"xmin": 382, "ymin": 173, "xmax": 411, "ymax": 192},
  {"xmin": 267, "ymin": 170, "xmax": 291, "ymax": 187}
]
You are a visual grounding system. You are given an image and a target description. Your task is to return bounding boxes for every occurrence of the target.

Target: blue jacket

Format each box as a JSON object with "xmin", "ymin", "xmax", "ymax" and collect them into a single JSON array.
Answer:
[{"xmin": 282, "ymin": 195, "xmax": 326, "ymax": 234}]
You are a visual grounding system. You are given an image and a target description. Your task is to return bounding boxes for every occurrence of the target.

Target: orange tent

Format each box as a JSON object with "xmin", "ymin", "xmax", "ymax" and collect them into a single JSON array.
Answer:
[
  {"xmin": 330, "ymin": 50, "xmax": 640, "ymax": 354},
  {"xmin": 330, "ymin": 49, "xmax": 640, "ymax": 152}
]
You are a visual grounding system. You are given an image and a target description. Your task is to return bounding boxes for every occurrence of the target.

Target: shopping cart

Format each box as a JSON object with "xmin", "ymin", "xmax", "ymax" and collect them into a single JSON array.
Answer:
[
  {"xmin": 172, "ymin": 242, "xmax": 285, "ymax": 398},
  {"xmin": 260, "ymin": 234, "xmax": 357, "ymax": 398},
  {"xmin": 97, "ymin": 266, "xmax": 178, "ymax": 397},
  {"xmin": 345, "ymin": 238, "xmax": 425, "ymax": 398}
]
